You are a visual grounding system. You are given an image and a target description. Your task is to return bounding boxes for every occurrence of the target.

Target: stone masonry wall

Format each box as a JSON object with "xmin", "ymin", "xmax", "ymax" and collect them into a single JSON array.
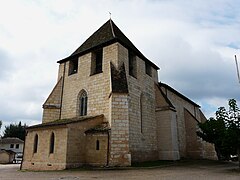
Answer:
[
  {"xmin": 65, "ymin": 116, "xmax": 103, "ymax": 168},
  {"xmin": 160, "ymin": 87, "xmax": 201, "ymax": 158},
  {"xmin": 42, "ymin": 78, "xmax": 63, "ymax": 123},
  {"xmin": 184, "ymin": 109, "xmax": 203, "ymax": 159},
  {"xmin": 85, "ymin": 133, "xmax": 108, "ymax": 166},
  {"xmin": 117, "ymin": 44, "xmax": 159, "ymax": 162},
  {"xmin": 22, "ymin": 127, "xmax": 68, "ymax": 170},
  {"xmin": 58, "ymin": 44, "xmax": 121, "ymax": 122},
  {"xmin": 109, "ymin": 93, "xmax": 131, "ymax": 166}
]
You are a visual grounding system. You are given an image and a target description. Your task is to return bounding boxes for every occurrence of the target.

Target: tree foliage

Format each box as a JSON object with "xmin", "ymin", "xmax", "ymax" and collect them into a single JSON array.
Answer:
[
  {"xmin": 197, "ymin": 99, "xmax": 240, "ymax": 167},
  {"xmin": 0, "ymin": 120, "xmax": 2, "ymax": 130},
  {"xmin": 3, "ymin": 121, "xmax": 27, "ymax": 141}
]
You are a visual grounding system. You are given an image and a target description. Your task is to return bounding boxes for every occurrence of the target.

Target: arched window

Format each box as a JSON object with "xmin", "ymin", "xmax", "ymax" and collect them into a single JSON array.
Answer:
[
  {"xmin": 33, "ymin": 134, "xmax": 38, "ymax": 153},
  {"xmin": 79, "ymin": 90, "xmax": 88, "ymax": 116},
  {"xmin": 49, "ymin": 132, "xmax": 55, "ymax": 154},
  {"xmin": 96, "ymin": 140, "xmax": 100, "ymax": 150}
]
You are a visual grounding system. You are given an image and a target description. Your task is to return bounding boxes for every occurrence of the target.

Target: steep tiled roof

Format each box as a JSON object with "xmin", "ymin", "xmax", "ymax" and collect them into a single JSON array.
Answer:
[
  {"xmin": 0, "ymin": 137, "xmax": 24, "ymax": 144},
  {"xmin": 27, "ymin": 115, "xmax": 104, "ymax": 130},
  {"xmin": 57, "ymin": 20, "xmax": 159, "ymax": 70},
  {"xmin": 159, "ymin": 82, "xmax": 200, "ymax": 107}
]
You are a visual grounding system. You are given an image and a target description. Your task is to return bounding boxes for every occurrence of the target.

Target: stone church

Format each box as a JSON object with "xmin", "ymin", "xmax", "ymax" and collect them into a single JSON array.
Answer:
[{"xmin": 21, "ymin": 19, "xmax": 215, "ymax": 170}]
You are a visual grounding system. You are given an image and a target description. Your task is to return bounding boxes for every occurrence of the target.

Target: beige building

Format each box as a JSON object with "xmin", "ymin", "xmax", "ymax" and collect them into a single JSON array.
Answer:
[{"xmin": 21, "ymin": 19, "xmax": 215, "ymax": 170}]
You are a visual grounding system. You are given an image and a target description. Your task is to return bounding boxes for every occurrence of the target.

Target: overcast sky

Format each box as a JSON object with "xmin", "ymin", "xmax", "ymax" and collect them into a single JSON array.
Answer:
[{"xmin": 0, "ymin": 0, "xmax": 239, "ymax": 135}]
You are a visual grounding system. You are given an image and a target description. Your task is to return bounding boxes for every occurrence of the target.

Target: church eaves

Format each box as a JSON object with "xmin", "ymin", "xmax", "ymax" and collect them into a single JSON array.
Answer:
[{"xmin": 57, "ymin": 20, "xmax": 159, "ymax": 70}]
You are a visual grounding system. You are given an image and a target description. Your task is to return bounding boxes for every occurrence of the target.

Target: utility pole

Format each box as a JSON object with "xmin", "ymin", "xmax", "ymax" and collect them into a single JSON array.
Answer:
[{"xmin": 234, "ymin": 55, "xmax": 240, "ymax": 84}]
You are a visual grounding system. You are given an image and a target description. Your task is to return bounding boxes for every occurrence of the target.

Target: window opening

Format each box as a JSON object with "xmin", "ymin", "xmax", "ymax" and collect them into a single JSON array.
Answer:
[
  {"xmin": 96, "ymin": 140, "xmax": 100, "ymax": 150},
  {"xmin": 49, "ymin": 132, "xmax": 55, "ymax": 154},
  {"xmin": 33, "ymin": 134, "xmax": 38, "ymax": 153},
  {"xmin": 91, "ymin": 49, "xmax": 103, "ymax": 75},
  {"xmin": 129, "ymin": 51, "xmax": 137, "ymax": 78},
  {"xmin": 145, "ymin": 62, "xmax": 152, "ymax": 77},
  {"xmin": 79, "ymin": 90, "xmax": 88, "ymax": 116},
  {"xmin": 68, "ymin": 59, "xmax": 78, "ymax": 75}
]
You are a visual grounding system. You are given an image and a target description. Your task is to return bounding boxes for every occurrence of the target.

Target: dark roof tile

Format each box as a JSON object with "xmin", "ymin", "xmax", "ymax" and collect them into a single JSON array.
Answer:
[
  {"xmin": 0, "ymin": 137, "xmax": 24, "ymax": 144},
  {"xmin": 159, "ymin": 82, "xmax": 200, "ymax": 107},
  {"xmin": 27, "ymin": 115, "xmax": 104, "ymax": 130}
]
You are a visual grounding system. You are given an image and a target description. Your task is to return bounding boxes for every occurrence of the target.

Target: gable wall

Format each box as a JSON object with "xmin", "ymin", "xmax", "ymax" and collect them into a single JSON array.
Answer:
[{"xmin": 57, "ymin": 44, "xmax": 120, "ymax": 123}]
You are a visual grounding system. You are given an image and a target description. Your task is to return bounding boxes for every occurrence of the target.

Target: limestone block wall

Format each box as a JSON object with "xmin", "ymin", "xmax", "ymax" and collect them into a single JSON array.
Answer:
[
  {"xmin": 184, "ymin": 109, "xmax": 203, "ymax": 158},
  {"xmin": 85, "ymin": 133, "xmax": 108, "ymax": 166},
  {"xmin": 116, "ymin": 44, "xmax": 159, "ymax": 162},
  {"xmin": 42, "ymin": 108, "xmax": 61, "ymax": 123},
  {"xmin": 109, "ymin": 93, "xmax": 131, "ymax": 166},
  {"xmin": 42, "ymin": 78, "xmax": 63, "ymax": 123},
  {"xmin": 57, "ymin": 44, "xmax": 122, "ymax": 122},
  {"xmin": 156, "ymin": 109, "xmax": 180, "ymax": 160},
  {"xmin": 65, "ymin": 116, "xmax": 103, "ymax": 168},
  {"xmin": 22, "ymin": 127, "xmax": 68, "ymax": 170},
  {"xmin": 160, "ymin": 86, "xmax": 201, "ymax": 157}
]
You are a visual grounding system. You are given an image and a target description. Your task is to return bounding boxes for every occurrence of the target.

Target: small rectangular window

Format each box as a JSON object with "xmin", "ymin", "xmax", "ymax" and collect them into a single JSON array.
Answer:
[
  {"xmin": 96, "ymin": 140, "xmax": 100, "ymax": 150},
  {"xmin": 16, "ymin": 144, "xmax": 19, "ymax": 149},
  {"xmin": 68, "ymin": 58, "xmax": 78, "ymax": 75},
  {"xmin": 91, "ymin": 49, "xmax": 103, "ymax": 75},
  {"xmin": 129, "ymin": 51, "xmax": 137, "ymax": 78},
  {"xmin": 10, "ymin": 144, "xmax": 14, "ymax": 148},
  {"xmin": 145, "ymin": 62, "xmax": 152, "ymax": 77}
]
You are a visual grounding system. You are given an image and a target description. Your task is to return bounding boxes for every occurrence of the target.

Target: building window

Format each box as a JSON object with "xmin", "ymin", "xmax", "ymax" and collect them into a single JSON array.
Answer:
[
  {"xmin": 91, "ymin": 49, "xmax": 103, "ymax": 75},
  {"xmin": 96, "ymin": 140, "xmax": 100, "ymax": 150},
  {"xmin": 16, "ymin": 144, "xmax": 19, "ymax": 149},
  {"xmin": 79, "ymin": 90, "xmax": 88, "ymax": 116},
  {"xmin": 33, "ymin": 134, "xmax": 38, "ymax": 153},
  {"xmin": 49, "ymin": 132, "xmax": 55, "ymax": 154},
  {"xmin": 145, "ymin": 62, "xmax": 152, "ymax": 77},
  {"xmin": 10, "ymin": 144, "xmax": 14, "ymax": 148},
  {"xmin": 129, "ymin": 51, "xmax": 137, "ymax": 78},
  {"xmin": 68, "ymin": 59, "xmax": 78, "ymax": 75}
]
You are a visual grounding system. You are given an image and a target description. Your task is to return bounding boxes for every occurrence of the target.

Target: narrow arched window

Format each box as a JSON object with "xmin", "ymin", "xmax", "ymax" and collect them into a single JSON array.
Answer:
[
  {"xmin": 49, "ymin": 132, "xmax": 55, "ymax": 154},
  {"xmin": 33, "ymin": 134, "xmax": 38, "ymax": 153},
  {"xmin": 96, "ymin": 140, "xmax": 100, "ymax": 150},
  {"xmin": 79, "ymin": 90, "xmax": 88, "ymax": 116}
]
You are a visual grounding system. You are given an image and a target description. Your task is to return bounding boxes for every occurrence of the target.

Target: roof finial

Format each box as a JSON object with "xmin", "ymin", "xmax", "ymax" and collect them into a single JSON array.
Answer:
[
  {"xmin": 109, "ymin": 11, "xmax": 112, "ymax": 19},
  {"xmin": 109, "ymin": 12, "xmax": 115, "ymax": 38}
]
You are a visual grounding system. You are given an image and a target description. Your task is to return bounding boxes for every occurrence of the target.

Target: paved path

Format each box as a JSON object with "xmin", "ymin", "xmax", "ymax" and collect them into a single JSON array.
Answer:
[{"xmin": 0, "ymin": 162, "xmax": 239, "ymax": 180}]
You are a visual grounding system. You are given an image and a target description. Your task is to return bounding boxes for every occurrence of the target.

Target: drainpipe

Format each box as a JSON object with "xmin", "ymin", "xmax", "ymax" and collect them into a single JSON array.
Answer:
[
  {"xmin": 59, "ymin": 62, "xmax": 66, "ymax": 120},
  {"xmin": 106, "ymin": 130, "xmax": 110, "ymax": 166}
]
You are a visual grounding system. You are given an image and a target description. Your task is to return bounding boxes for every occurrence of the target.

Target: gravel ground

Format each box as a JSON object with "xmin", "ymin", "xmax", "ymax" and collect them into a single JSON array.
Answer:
[{"xmin": 0, "ymin": 161, "xmax": 239, "ymax": 180}]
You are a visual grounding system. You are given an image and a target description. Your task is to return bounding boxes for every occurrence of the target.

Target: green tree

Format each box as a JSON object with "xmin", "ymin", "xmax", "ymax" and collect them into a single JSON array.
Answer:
[
  {"xmin": 0, "ymin": 120, "xmax": 2, "ymax": 130},
  {"xmin": 197, "ymin": 99, "xmax": 240, "ymax": 167},
  {"xmin": 3, "ymin": 121, "xmax": 27, "ymax": 141}
]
